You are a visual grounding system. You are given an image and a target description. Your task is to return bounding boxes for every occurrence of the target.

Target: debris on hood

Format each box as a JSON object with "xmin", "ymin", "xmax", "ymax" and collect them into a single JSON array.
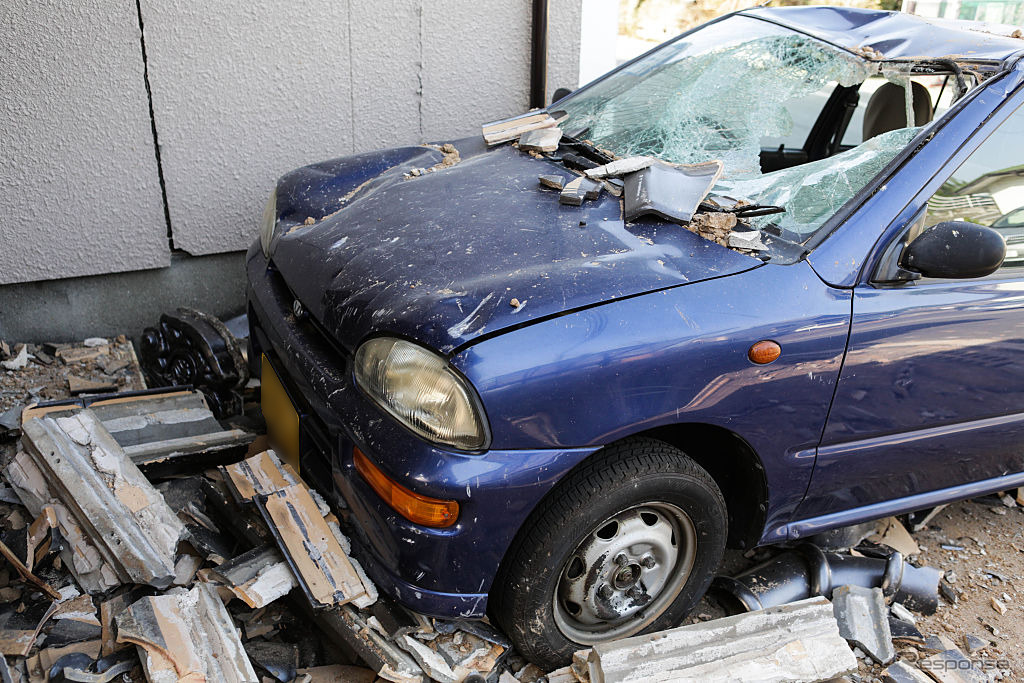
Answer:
[
  {"xmin": 116, "ymin": 583, "xmax": 258, "ymax": 683},
  {"xmin": 405, "ymin": 143, "xmax": 463, "ymax": 178},
  {"xmin": 482, "ymin": 112, "xmax": 558, "ymax": 146},
  {"xmin": 559, "ymin": 176, "xmax": 603, "ymax": 206},
  {"xmin": 518, "ymin": 126, "xmax": 563, "ymax": 153},
  {"xmin": 538, "ymin": 174, "xmax": 567, "ymax": 190},
  {"xmin": 585, "ymin": 596, "xmax": 857, "ymax": 683},
  {"xmin": 140, "ymin": 309, "xmax": 250, "ymax": 418},
  {"xmin": 623, "ymin": 160, "xmax": 723, "ymax": 223},
  {"xmin": 584, "ymin": 156, "xmax": 654, "ymax": 179}
]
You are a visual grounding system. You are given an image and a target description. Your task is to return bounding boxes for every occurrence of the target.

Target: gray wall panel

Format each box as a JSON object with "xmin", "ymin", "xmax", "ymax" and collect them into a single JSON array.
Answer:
[
  {"xmin": 0, "ymin": 1, "xmax": 169, "ymax": 286},
  {"xmin": 140, "ymin": 0, "xmax": 356, "ymax": 256}
]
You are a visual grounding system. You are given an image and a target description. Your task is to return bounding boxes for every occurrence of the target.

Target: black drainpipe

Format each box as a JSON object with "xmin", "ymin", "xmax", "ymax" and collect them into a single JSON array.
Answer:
[{"xmin": 530, "ymin": 0, "xmax": 549, "ymax": 108}]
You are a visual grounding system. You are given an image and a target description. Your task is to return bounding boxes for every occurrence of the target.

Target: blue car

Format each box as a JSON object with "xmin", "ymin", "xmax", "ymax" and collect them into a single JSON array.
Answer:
[{"xmin": 247, "ymin": 6, "xmax": 1024, "ymax": 667}]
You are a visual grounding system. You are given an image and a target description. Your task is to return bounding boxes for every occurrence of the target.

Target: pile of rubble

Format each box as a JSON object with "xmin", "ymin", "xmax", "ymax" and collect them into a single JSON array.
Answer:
[{"xmin": 0, "ymin": 334, "xmax": 1018, "ymax": 682}]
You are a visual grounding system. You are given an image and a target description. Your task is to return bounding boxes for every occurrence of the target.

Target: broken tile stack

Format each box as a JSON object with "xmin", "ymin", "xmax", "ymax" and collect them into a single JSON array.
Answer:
[{"xmin": 0, "ymin": 358, "xmax": 1012, "ymax": 681}]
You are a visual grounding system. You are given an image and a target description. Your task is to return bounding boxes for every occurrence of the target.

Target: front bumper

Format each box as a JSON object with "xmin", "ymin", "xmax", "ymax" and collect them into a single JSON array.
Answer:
[{"xmin": 245, "ymin": 244, "xmax": 597, "ymax": 618}]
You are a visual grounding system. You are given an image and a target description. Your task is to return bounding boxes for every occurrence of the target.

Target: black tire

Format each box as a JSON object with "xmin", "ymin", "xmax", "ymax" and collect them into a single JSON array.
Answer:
[{"xmin": 490, "ymin": 437, "xmax": 727, "ymax": 670}]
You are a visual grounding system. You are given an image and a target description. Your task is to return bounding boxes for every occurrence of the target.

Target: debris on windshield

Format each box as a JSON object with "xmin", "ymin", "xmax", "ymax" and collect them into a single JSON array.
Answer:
[
  {"xmin": 585, "ymin": 156, "xmax": 655, "ymax": 179},
  {"xmin": 559, "ymin": 177, "xmax": 602, "ymax": 206},
  {"xmin": 538, "ymin": 174, "xmax": 567, "ymax": 190},
  {"xmin": 482, "ymin": 112, "xmax": 558, "ymax": 145},
  {"xmin": 855, "ymin": 45, "xmax": 886, "ymax": 60},
  {"xmin": 686, "ymin": 211, "xmax": 736, "ymax": 246},
  {"xmin": 518, "ymin": 127, "xmax": 563, "ymax": 153},
  {"xmin": 624, "ymin": 160, "xmax": 723, "ymax": 223}
]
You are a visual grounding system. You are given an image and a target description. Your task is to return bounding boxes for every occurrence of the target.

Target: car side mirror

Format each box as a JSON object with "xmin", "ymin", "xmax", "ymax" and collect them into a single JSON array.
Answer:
[
  {"xmin": 551, "ymin": 87, "xmax": 573, "ymax": 104},
  {"xmin": 900, "ymin": 221, "xmax": 1006, "ymax": 279}
]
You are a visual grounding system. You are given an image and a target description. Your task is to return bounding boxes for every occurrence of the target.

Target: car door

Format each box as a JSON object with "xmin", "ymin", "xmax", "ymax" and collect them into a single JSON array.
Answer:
[{"xmin": 796, "ymin": 94, "xmax": 1024, "ymax": 524}]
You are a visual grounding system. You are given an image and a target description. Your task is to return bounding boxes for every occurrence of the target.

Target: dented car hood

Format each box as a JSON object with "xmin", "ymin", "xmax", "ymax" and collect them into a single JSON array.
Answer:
[{"xmin": 269, "ymin": 138, "xmax": 760, "ymax": 355}]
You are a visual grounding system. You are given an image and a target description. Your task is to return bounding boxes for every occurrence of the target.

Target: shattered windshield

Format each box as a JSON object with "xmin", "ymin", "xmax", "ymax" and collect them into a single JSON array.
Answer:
[{"xmin": 557, "ymin": 15, "xmax": 922, "ymax": 244}]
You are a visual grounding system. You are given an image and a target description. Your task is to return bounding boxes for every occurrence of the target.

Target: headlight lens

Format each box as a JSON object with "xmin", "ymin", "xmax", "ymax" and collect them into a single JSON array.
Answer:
[
  {"xmin": 259, "ymin": 188, "xmax": 278, "ymax": 258},
  {"xmin": 354, "ymin": 338, "xmax": 488, "ymax": 451}
]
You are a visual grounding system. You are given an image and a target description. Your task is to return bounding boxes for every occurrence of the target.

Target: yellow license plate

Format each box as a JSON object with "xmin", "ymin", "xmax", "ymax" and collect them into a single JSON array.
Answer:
[{"xmin": 261, "ymin": 355, "xmax": 301, "ymax": 473}]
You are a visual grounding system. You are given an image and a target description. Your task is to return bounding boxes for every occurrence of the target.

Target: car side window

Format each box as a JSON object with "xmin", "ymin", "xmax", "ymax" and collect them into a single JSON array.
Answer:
[{"xmin": 913, "ymin": 103, "xmax": 1024, "ymax": 273}]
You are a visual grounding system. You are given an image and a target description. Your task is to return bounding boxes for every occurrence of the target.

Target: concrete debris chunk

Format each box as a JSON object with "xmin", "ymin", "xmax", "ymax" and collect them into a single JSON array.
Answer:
[
  {"xmin": 832, "ymin": 585, "xmax": 894, "ymax": 665},
  {"xmin": 398, "ymin": 634, "xmax": 457, "ymax": 683},
  {"xmin": 11, "ymin": 411, "xmax": 186, "ymax": 590},
  {"xmin": 962, "ymin": 634, "xmax": 989, "ymax": 653},
  {"xmin": 538, "ymin": 174, "xmax": 567, "ymax": 190},
  {"xmin": 584, "ymin": 156, "xmax": 654, "ymax": 179},
  {"xmin": 989, "ymin": 596, "xmax": 1007, "ymax": 615},
  {"xmin": 624, "ymin": 161, "xmax": 724, "ymax": 224},
  {"xmin": 257, "ymin": 481, "xmax": 367, "ymax": 608},
  {"xmin": 586, "ymin": 596, "xmax": 856, "ymax": 683},
  {"xmin": 1, "ymin": 345, "xmax": 30, "ymax": 371},
  {"xmin": 210, "ymin": 545, "xmax": 299, "ymax": 608},
  {"xmin": 482, "ymin": 112, "xmax": 558, "ymax": 145},
  {"xmin": 116, "ymin": 583, "xmax": 258, "ymax": 683},
  {"xmin": 518, "ymin": 126, "xmax": 563, "ymax": 153},
  {"xmin": 880, "ymin": 660, "xmax": 933, "ymax": 683},
  {"xmin": 726, "ymin": 230, "xmax": 767, "ymax": 252}
]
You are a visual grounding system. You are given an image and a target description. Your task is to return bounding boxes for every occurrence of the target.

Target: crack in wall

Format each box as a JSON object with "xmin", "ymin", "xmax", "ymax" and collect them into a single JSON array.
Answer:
[{"xmin": 134, "ymin": 0, "xmax": 176, "ymax": 253}]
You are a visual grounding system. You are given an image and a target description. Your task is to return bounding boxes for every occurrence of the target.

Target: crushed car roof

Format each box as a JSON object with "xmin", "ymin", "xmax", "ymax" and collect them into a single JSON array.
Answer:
[{"xmin": 740, "ymin": 6, "xmax": 1024, "ymax": 64}]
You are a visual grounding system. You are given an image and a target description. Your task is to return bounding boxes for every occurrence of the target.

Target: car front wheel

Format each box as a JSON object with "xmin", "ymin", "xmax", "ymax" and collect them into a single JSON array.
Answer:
[{"xmin": 491, "ymin": 437, "xmax": 728, "ymax": 669}]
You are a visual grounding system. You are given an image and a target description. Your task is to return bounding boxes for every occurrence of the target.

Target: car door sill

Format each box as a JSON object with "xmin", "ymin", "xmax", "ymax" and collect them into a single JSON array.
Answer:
[{"xmin": 765, "ymin": 469, "xmax": 1024, "ymax": 543}]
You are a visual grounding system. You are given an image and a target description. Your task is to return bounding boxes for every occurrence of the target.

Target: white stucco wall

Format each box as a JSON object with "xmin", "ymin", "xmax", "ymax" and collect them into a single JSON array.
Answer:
[
  {"xmin": 0, "ymin": 1, "xmax": 169, "ymax": 286},
  {"xmin": 142, "ymin": 0, "xmax": 584, "ymax": 256},
  {"xmin": 1, "ymin": 0, "xmax": 582, "ymax": 283}
]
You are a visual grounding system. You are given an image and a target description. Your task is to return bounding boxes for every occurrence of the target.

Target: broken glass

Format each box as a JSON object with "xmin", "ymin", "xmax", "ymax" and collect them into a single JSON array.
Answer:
[
  {"xmin": 715, "ymin": 126, "xmax": 922, "ymax": 240},
  {"xmin": 559, "ymin": 15, "xmax": 871, "ymax": 178}
]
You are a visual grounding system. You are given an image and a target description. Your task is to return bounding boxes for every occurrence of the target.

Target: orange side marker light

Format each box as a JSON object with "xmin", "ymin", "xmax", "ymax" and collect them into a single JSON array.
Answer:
[
  {"xmin": 748, "ymin": 340, "xmax": 781, "ymax": 365},
  {"xmin": 353, "ymin": 447, "xmax": 459, "ymax": 528}
]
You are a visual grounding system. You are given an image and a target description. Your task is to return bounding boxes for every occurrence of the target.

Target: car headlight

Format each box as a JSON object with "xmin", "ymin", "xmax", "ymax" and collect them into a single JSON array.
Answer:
[
  {"xmin": 259, "ymin": 188, "xmax": 278, "ymax": 259},
  {"xmin": 354, "ymin": 337, "xmax": 489, "ymax": 451}
]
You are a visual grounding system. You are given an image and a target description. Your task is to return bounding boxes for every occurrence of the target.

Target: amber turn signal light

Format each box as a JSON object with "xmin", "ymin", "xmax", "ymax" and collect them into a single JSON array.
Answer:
[
  {"xmin": 748, "ymin": 340, "xmax": 781, "ymax": 365},
  {"xmin": 353, "ymin": 447, "xmax": 459, "ymax": 528}
]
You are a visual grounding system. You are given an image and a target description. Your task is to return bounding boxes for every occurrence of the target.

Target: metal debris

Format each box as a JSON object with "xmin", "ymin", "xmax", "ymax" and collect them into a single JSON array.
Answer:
[
  {"xmin": 623, "ymin": 161, "xmax": 723, "ymax": 223},
  {"xmin": 10, "ymin": 411, "xmax": 186, "ymax": 590},
  {"xmin": 713, "ymin": 544, "xmax": 942, "ymax": 616},
  {"xmin": 116, "ymin": 583, "xmax": 258, "ymax": 682},
  {"xmin": 139, "ymin": 309, "xmax": 250, "ymax": 417},
  {"xmin": 585, "ymin": 597, "xmax": 856, "ymax": 683}
]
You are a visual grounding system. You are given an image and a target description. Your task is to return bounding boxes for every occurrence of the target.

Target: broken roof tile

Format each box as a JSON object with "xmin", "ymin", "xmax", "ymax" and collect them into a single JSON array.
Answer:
[
  {"xmin": 623, "ymin": 161, "xmax": 724, "ymax": 224},
  {"xmin": 116, "ymin": 583, "xmax": 258, "ymax": 683}
]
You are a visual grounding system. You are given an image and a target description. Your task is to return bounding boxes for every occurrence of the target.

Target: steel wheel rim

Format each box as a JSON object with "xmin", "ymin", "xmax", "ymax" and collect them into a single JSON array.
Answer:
[{"xmin": 553, "ymin": 501, "xmax": 698, "ymax": 644}]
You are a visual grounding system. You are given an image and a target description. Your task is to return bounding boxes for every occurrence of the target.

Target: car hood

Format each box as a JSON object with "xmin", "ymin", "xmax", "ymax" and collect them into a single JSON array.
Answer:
[{"xmin": 270, "ymin": 136, "xmax": 761, "ymax": 355}]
